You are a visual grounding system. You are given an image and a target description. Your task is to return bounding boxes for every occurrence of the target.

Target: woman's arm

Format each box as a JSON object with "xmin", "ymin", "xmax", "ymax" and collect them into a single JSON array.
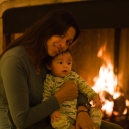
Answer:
[
  {"xmin": 76, "ymin": 93, "xmax": 95, "ymax": 129},
  {"xmin": 1, "ymin": 56, "xmax": 59, "ymax": 129},
  {"xmin": 55, "ymin": 80, "xmax": 78, "ymax": 104}
]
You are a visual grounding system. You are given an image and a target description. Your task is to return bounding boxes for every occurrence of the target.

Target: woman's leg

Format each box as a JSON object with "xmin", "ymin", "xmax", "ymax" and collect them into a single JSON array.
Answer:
[
  {"xmin": 100, "ymin": 120, "xmax": 123, "ymax": 129},
  {"xmin": 25, "ymin": 116, "xmax": 53, "ymax": 129}
]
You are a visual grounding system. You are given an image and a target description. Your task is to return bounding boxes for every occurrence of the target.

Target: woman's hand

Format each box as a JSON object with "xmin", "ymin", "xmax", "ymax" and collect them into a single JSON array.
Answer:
[
  {"xmin": 55, "ymin": 80, "xmax": 78, "ymax": 104},
  {"xmin": 76, "ymin": 106, "xmax": 95, "ymax": 129}
]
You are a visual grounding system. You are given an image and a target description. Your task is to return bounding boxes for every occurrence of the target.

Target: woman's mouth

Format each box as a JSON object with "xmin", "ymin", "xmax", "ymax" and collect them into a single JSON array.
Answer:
[{"xmin": 54, "ymin": 45, "xmax": 61, "ymax": 54}]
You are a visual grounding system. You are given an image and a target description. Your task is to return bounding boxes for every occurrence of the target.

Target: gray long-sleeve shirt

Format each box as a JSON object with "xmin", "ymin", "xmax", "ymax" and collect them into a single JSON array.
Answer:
[{"xmin": 0, "ymin": 46, "xmax": 59, "ymax": 129}]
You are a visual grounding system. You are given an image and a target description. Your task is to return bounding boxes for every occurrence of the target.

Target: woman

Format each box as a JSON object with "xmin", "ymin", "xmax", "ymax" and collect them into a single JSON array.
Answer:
[{"xmin": 0, "ymin": 10, "xmax": 123, "ymax": 129}]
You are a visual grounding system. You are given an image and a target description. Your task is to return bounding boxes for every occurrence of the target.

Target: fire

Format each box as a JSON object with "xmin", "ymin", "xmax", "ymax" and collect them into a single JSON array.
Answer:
[
  {"xmin": 92, "ymin": 65, "xmax": 116, "ymax": 116},
  {"xmin": 92, "ymin": 43, "xmax": 121, "ymax": 116}
]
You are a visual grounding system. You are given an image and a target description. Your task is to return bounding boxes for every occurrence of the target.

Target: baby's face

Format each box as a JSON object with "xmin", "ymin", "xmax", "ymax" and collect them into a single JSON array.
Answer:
[{"xmin": 50, "ymin": 52, "xmax": 72, "ymax": 77}]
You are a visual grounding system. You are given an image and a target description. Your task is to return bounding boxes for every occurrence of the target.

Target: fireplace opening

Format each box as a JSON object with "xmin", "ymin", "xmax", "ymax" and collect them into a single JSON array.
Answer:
[
  {"xmin": 3, "ymin": 28, "xmax": 129, "ymax": 129},
  {"xmin": 70, "ymin": 28, "xmax": 129, "ymax": 129}
]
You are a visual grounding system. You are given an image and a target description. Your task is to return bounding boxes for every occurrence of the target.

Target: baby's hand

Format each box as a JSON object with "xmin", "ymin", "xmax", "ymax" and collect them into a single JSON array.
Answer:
[
  {"xmin": 93, "ymin": 95, "xmax": 102, "ymax": 109},
  {"xmin": 51, "ymin": 110, "xmax": 60, "ymax": 122}
]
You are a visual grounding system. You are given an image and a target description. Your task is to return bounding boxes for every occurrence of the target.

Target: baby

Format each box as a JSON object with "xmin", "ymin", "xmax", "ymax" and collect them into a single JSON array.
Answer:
[{"xmin": 43, "ymin": 49, "xmax": 102, "ymax": 129}]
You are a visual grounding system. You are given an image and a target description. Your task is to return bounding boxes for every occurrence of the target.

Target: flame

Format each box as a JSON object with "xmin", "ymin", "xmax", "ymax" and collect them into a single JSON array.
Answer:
[{"xmin": 92, "ymin": 43, "xmax": 119, "ymax": 116}]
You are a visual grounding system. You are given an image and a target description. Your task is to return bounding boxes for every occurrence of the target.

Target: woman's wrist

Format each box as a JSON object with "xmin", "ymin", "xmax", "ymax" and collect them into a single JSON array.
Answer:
[
  {"xmin": 54, "ymin": 91, "xmax": 66, "ymax": 104},
  {"xmin": 77, "ymin": 105, "xmax": 89, "ymax": 115},
  {"xmin": 77, "ymin": 102, "xmax": 91, "ymax": 110},
  {"xmin": 77, "ymin": 105, "xmax": 88, "ymax": 110},
  {"xmin": 77, "ymin": 109, "xmax": 89, "ymax": 115}
]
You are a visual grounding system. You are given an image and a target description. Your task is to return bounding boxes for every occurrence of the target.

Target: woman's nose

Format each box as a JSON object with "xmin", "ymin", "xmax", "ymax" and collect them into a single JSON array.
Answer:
[{"xmin": 59, "ymin": 40, "xmax": 68, "ymax": 50}]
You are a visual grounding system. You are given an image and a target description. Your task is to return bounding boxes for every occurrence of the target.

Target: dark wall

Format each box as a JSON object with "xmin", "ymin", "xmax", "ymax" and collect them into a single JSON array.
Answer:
[{"xmin": 2, "ymin": 0, "xmax": 129, "ymax": 33}]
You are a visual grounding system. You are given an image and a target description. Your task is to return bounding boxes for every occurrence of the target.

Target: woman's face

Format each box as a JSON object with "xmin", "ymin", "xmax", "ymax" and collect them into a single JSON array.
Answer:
[{"xmin": 46, "ymin": 26, "xmax": 76, "ymax": 57}]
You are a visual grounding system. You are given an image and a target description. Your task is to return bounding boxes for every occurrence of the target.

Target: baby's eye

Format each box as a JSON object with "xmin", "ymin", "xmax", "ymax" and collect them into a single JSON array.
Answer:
[
  {"xmin": 58, "ymin": 62, "xmax": 62, "ymax": 64},
  {"xmin": 68, "ymin": 62, "xmax": 72, "ymax": 65}
]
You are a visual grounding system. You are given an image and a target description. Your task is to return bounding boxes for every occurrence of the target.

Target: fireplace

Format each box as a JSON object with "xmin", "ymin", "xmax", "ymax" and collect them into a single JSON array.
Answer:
[
  {"xmin": 2, "ymin": 0, "xmax": 129, "ymax": 128},
  {"xmin": 70, "ymin": 28, "xmax": 129, "ymax": 128}
]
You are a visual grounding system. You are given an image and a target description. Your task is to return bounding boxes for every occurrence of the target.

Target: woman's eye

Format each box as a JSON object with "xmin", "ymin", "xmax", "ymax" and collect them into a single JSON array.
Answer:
[
  {"xmin": 53, "ymin": 34, "xmax": 65, "ymax": 38},
  {"xmin": 66, "ymin": 40, "xmax": 73, "ymax": 46},
  {"xmin": 60, "ymin": 34, "xmax": 65, "ymax": 38}
]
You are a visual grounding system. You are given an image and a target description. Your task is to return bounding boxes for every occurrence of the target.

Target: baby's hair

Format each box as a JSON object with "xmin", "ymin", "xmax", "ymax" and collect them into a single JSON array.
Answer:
[
  {"xmin": 59, "ymin": 49, "xmax": 72, "ymax": 57},
  {"xmin": 45, "ymin": 49, "xmax": 72, "ymax": 67}
]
